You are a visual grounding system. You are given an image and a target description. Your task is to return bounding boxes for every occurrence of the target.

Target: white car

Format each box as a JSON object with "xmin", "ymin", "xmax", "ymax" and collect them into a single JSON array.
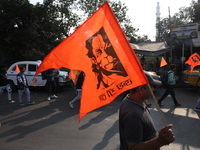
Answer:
[{"xmin": 7, "ymin": 60, "xmax": 69, "ymax": 87}]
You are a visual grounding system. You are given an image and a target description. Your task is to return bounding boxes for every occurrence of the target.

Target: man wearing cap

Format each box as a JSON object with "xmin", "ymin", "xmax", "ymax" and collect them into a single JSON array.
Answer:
[{"xmin": 119, "ymin": 71, "xmax": 175, "ymax": 150}]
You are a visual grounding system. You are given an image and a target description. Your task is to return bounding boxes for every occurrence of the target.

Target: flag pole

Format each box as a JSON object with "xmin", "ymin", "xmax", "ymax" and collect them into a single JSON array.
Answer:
[{"xmin": 147, "ymin": 84, "xmax": 167, "ymax": 126}]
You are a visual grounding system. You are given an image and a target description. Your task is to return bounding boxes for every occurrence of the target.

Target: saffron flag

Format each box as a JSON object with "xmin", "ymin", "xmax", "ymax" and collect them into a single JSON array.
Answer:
[
  {"xmin": 185, "ymin": 52, "xmax": 200, "ymax": 72},
  {"xmin": 14, "ymin": 64, "xmax": 20, "ymax": 72},
  {"xmin": 69, "ymin": 70, "xmax": 81, "ymax": 85},
  {"xmin": 160, "ymin": 57, "xmax": 168, "ymax": 67},
  {"xmin": 35, "ymin": 1, "xmax": 148, "ymax": 121}
]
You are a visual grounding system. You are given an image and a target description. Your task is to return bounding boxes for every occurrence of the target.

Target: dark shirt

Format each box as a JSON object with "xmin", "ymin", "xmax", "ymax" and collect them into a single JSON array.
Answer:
[
  {"xmin": 16, "ymin": 72, "xmax": 28, "ymax": 90},
  {"xmin": 45, "ymin": 69, "xmax": 54, "ymax": 81},
  {"xmin": 0, "ymin": 70, "xmax": 8, "ymax": 86},
  {"xmin": 76, "ymin": 72, "xmax": 84, "ymax": 89},
  {"xmin": 119, "ymin": 96, "xmax": 157, "ymax": 150}
]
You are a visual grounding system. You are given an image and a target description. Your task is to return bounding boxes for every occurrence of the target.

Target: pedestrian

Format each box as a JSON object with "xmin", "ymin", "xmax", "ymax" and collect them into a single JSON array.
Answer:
[
  {"xmin": 157, "ymin": 64, "xmax": 181, "ymax": 107},
  {"xmin": 140, "ymin": 55, "xmax": 145, "ymax": 64},
  {"xmin": 119, "ymin": 71, "xmax": 175, "ymax": 150},
  {"xmin": 16, "ymin": 67, "xmax": 35, "ymax": 106},
  {"xmin": 52, "ymin": 69, "xmax": 60, "ymax": 96},
  {"xmin": 45, "ymin": 69, "xmax": 58, "ymax": 101},
  {"xmin": 69, "ymin": 71, "xmax": 84, "ymax": 109},
  {"xmin": 194, "ymin": 74, "xmax": 200, "ymax": 111},
  {"xmin": 0, "ymin": 64, "xmax": 15, "ymax": 103}
]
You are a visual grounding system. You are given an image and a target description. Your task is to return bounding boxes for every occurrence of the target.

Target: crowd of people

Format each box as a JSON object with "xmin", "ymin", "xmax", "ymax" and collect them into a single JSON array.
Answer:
[
  {"xmin": 1, "ymin": 60, "xmax": 200, "ymax": 110},
  {"xmin": 0, "ymin": 65, "xmax": 61, "ymax": 106}
]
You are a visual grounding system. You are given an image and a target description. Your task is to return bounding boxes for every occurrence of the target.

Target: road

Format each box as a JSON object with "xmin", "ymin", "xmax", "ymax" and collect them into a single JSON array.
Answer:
[{"xmin": 0, "ymin": 86, "xmax": 200, "ymax": 150}]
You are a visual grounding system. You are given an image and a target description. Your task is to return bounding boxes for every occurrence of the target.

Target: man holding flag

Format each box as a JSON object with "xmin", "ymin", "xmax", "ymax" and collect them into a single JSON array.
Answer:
[{"xmin": 119, "ymin": 71, "xmax": 175, "ymax": 150}]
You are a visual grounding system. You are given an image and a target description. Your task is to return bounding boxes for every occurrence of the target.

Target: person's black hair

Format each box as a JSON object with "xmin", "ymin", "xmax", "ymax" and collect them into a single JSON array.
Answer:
[
  {"xmin": 19, "ymin": 66, "xmax": 25, "ymax": 70},
  {"xmin": 170, "ymin": 64, "xmax": 176, "ymax": 70},
  {"xmin": 130, "ymin": 84, "xmax": 147, "ymax": 93}
]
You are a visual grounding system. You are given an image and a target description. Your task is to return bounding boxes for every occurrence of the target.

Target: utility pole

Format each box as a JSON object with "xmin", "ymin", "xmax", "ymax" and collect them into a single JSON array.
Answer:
[
  {"xmin": 156, "ymin": 2, "xmax": 161, "ymax": 40},
  {"xmin": 168, "ymin": 6, "xmax": 173, "ymax": 64}
]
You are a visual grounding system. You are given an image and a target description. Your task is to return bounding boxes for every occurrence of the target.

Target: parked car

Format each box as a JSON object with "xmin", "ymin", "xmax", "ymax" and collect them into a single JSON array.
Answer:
[
  {"xmin": 182, "ymin": 65, "xmax": 200, "ymax": 86},
  {"xmin": 7, "ymin": 60, "xmax": 69, "ymax": 88},
  {"xmin": 146, "ymin": 71, "xmax": 160, "ymax": 81}
]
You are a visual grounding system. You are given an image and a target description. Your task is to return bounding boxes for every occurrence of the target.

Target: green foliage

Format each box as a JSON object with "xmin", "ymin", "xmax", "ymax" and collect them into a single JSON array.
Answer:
[
  {"xmin": 0, "ymin": 0, "xmax": 35, "ymax": 64},
  {"xmin": 156, "ymin": 0, "xmax": 200, "ymax": 42},
  {"xmin": 0, "ymin": 0, "xmax": 80, "ymax": 65},
  {"xmin": 76, "ymin": 0, "xmax": 150, "ymax": 43},
  {"xmin": 192, "ymin": 0, "xmax": 200, "ymax": 23},
  {"xmin": 0, "ymin": 0, "xmax": 150, "ymax": 65}
]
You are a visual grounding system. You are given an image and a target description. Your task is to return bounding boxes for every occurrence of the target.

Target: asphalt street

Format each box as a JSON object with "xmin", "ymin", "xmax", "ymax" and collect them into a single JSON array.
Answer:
[{"xmin": 0, "ymin": 86, "xmax": 200, "ymax": 150}]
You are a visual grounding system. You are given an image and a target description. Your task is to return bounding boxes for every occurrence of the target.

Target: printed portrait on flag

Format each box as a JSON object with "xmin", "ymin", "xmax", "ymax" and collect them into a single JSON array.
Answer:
[
  {"xmin": 191, "ymin": 54, "xmax": 200, "ymax": 63},
  {"xmin": 86, "ymin": 27, "xmax": 128, "ymax": 89}
]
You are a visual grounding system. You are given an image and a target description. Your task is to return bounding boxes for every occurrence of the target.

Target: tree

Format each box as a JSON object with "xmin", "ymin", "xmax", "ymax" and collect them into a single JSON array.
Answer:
[
  {"xmin": 156, "ymin": 0, "xmax": 200, "ymax": 42},
  {"xmin": 76, "ymin": 0, "xmax": 150, "ymax": 43},
  {"xmin": 0, "ymin": 0, "xmax": 150, "ymax": 65},
  {"xmin": 0, "ymin": 0, "xmax": 80, "ymax": 65},
  {"xmin": 0, "ymin": 0, "xmax": 36, "ymax": 64},
  {"xmin": 191, "ymin": 0, "xmax": 200, "ymax": 23},
  {"xmin": 30, "ymin": 0, "xmax": 80, "ymax": 54}
]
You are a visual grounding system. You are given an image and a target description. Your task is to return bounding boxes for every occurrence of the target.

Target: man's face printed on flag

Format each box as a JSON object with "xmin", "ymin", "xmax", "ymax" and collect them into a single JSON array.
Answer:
[
  {"xmin": 86, "ymin": 27, "xmax": 128, "ymax": 89},
  {"xmin": 192, "ymin": 55, "xmax": 200, "ymax": 63}
]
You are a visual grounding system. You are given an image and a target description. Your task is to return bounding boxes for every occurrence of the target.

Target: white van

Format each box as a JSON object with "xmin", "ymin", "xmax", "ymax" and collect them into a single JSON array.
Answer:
[{"xmin": 7, "ymin": 60, "xmax": 69, "ymax": 87}]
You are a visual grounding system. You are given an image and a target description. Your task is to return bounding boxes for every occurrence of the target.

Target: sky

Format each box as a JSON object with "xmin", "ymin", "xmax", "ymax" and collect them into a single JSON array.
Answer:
[{"xmin": 29, "ymin": 0, "xmax": 197, "ymax": 41}]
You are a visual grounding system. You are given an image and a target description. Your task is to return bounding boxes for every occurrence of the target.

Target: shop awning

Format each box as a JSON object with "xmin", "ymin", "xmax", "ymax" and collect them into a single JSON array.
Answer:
[{"xmin": 130, "ymin": 42, "xmax": 173, "ymax": 56}]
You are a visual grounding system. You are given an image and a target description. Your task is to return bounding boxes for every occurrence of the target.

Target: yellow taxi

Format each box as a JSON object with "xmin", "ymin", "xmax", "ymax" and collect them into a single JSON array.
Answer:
[{"xmin": 182, "ymin": 65, "xmax": 200, "ymax": 86}]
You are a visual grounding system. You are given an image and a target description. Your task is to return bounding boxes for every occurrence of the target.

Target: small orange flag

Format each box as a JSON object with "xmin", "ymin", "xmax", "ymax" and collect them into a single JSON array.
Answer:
[
  {"xmin": 14, "ymin": 64, "xmax": 20, "ymax": 72},
  {"xmin": 185, "ymin": 52, "xmax": 200, "ymax": 72},
  {"xmin": 69, "ymin": 70, "xmax": 81, "ymax": 85},
  {"xmin": 35, "ymin": 1, "xmax": 148, "ymax": 121},
  {"xmin": 160, "ymin": 57, "xmax": 168, "ymax": 67}
]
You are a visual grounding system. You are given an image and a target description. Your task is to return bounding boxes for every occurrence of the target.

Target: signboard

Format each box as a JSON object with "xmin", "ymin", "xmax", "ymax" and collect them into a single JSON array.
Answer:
[
  {"xmin": 192, "ymin": 31, "xmax": 200, "ymax": 47},
  {"xmin": 170, "ymin": 23, "xmax": 199, "ymax": 40}
]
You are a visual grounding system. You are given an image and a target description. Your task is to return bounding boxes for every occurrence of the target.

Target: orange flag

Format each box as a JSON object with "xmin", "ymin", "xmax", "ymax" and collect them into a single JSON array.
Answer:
[
  {"xmin": 160, "ymin": 57, "xmax": 168, "ymax": 67},
  {"xmin": 14, "ymin": 64, "xmax": 20, "ymax": 72},
  {"xmin": 35, "ymin": 1, "xmax": 148, "ymax": 121},
  {"xmin": 69, "ymin": 70, "xmax": 81, "ymax": 85},
  {"xmin": 185, "ymin": 52, "xmax": 200, "ymax": 72}
]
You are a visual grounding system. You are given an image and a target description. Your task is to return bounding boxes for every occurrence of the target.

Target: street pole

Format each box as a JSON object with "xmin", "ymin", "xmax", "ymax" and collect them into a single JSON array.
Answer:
[
  {"xmin": 168, "ymin": 7, "xmax": 173, "ymax": 64},
  {"xmin": 182, "ymin": 40, "xmax": 185, "ymax": 72},
  {"xmin": 190, "ymin": 39, "xmax": 193, "ymax": 55}
]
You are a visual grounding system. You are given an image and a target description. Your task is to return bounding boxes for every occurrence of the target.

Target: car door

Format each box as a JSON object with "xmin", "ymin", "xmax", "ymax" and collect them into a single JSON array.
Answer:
[{"xmin": 26, "ymin": 63, "xmax": 46, "ymax": 86}]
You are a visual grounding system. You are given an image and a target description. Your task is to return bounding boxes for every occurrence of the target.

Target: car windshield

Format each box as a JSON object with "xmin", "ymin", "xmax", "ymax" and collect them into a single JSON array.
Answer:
[{"xmin": 11, "ymin": 64, "xmax": 26, "ymax": 72}]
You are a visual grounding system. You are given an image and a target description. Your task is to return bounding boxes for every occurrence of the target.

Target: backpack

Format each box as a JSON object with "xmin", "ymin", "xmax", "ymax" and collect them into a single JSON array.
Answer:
[{"xmin": 161, "ymin": 72, "xmax": 172, "ymax": 89}]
